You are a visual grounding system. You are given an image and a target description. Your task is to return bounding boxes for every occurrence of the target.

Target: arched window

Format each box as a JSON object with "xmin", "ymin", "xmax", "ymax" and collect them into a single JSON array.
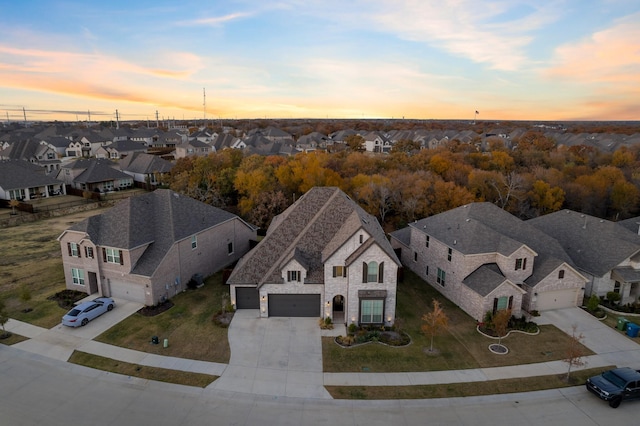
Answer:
[{"xmin": 362, "ymin": 261, "xmax": 384, "ymax": 283}]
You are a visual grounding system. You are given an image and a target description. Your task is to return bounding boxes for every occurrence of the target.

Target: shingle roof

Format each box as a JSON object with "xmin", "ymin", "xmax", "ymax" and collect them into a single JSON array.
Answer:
[
  {"xmin": 64, "ymin": 159, "xmax": 132, "ymax": 183},
  {"xmin": 408, "ymin": 202, "xmax": 575, "ymax": 287},
  {"xmin": 227, "ymin": 187, "xmax": 400, "ymax": 287},
  {"xmin": 0, "ymin": 159, "xmax": 60, "ymax": 190},
  {"xmin": 462, "ymin": 263, "xmax": 507, "ymax": 296},
  {"xmin": 119, "ymin": 152, "xmax": 173, "ymax": 174},
  {"xmin": 68, "ymin": 189, "xmax": 245, "ymax": 276},
  {"xmin": 528, "ymin": 210, "xmax": 640, "ymax": 277}
]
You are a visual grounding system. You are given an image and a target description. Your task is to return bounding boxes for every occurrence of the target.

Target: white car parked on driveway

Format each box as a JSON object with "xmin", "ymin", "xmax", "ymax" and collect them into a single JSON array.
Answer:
[{"xmin": 62, "ymin": 297, "xmax": 115, "ymax": 327}]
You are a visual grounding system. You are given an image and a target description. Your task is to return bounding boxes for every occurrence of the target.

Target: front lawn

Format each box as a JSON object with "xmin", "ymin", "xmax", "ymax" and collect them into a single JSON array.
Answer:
[
  {"xmin": 0, "ymin": 209, "xmax": 109, "ymax": 328},
  {"xmin": 95, "ymin": 272, "xmax": 231, "ymax": 363},
  {"xmin": 326, "ymin": 366, "xmax": 613, "ymax": 399},
  {"xmin": 322, "ymin": 270, "xmax": 594, "ymax": 372}
]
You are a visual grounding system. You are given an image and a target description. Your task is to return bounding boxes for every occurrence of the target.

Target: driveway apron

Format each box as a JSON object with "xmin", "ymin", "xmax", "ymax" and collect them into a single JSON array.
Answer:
[
  {"xmin": 537, "ymin": 307, "xmax": 640, "ymax": 369},
  {"xmin": 210, "ymin": 310, "xmax": 331, "ymax": 399}
]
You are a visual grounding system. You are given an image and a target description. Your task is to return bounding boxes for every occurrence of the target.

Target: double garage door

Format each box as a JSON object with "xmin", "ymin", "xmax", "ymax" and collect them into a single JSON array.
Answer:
[
  {"xmin": 269, "ymin": 294, "xmax": 320, "ymax": 317},
  {"xmin": 234, "ymin": 288, "xmax": 321, "ymax": 317},
  {"xmin": 537, "ymin": 289, "xmax": 578, "ymax": 311}
]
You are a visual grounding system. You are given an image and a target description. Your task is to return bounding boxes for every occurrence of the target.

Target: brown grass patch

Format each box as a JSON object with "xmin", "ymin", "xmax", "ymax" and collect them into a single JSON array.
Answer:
[{"xmin": 68, "ymin": 350, "xmax": 217, "ymax": 388}]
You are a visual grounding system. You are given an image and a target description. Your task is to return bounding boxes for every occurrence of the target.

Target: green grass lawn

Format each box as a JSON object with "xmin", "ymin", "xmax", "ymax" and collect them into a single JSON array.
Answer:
[
  {"xmin": 323, "ymin": 270, "xmax": 594, "ymax": 372},
  {"xmin": 95, "ymin": 272, "xmax": 231, "ymax": 363}
]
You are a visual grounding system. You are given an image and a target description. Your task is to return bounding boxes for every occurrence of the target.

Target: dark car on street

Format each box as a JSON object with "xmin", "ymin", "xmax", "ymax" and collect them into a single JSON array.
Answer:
[{"xmin": 586, "ymin": 367, "xmax": 640, "ymax": 408}]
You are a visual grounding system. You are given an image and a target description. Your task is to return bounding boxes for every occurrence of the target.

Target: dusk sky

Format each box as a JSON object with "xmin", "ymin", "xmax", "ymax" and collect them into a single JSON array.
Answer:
[{"xmin": 1, "ymin": 0, "xmax": 639, "ymax": 122}]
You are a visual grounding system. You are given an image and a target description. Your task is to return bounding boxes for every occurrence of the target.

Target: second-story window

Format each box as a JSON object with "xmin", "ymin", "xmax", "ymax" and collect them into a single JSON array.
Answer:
[
  {"xmin": 68, "ymin": 242, "xmax": 80, "ymax": 257},
  {"xmin": 515, "ymin": 258, "xmax": 527, "ymax": 270},
  {"xmin": 447, "ymin": 248, "xmax": 452, "ymax": 261},
  {"xmin": 332, "ymin": 266, "xmax": 346, "ymax": 277},
  {"xmin": 103, "ymin": 248, "xmax": 123, "ymax": 265},
  {"xmin": 191, "ymin": 235, "xmax": 197, "ymax": 249},
  {"xmin": 425, "ymin": 235, "xmax": 430, "ymax": 248}
]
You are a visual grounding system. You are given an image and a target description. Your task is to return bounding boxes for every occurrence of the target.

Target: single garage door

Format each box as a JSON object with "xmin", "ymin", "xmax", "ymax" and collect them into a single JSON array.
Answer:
[
  {"xmin": 236, "ymin": 287, "xmax": 259, "ymax": 309},
  {"xmin": 537, "ymin": 289, "xmax": 578, "ymax": 311},
  {"xmin": 268, "ymin": 294, "xmax": 320, "ymax": 317},
  {"xmin": 108, "ymin": 279, "xmax": 146, "ymax": 303}
]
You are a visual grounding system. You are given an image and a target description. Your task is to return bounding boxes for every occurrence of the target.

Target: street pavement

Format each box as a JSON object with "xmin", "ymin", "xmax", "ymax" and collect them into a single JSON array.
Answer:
[{"xmin": 3, "ymin": 304, "xmax": 640, "ymax": 400}]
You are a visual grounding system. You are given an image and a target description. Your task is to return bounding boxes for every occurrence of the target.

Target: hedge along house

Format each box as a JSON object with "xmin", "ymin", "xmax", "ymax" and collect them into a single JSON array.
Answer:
[
  {"xmin": 227, "ymin": 186, "xmax": 401, "ymax": 326},
  {"xmin": 390, "ymin": 203, "xmax": 587, "ymax": 321},
  {"xmin": 58, "ymin": 189, "xmax": 257, "ymax": 305}
]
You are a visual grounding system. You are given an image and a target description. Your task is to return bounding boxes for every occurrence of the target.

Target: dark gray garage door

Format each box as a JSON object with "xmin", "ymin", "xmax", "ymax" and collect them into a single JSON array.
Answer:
[
  {"xmin": 268, "ymin": 294, "xmax": 320, "ymax": 317},
  {"xmin": 235, "ymin": 287, "xmax": 259, "ymax": 309}
]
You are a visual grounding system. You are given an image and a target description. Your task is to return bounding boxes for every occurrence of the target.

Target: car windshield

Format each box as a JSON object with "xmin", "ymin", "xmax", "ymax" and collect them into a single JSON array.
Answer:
[
  {"xmin": 602, "ymin": 371, "xmax": 627, "ymax": 388},
  {"xmin": 68, "ymin": 309, "xmax": 81, "ymax": 317}
]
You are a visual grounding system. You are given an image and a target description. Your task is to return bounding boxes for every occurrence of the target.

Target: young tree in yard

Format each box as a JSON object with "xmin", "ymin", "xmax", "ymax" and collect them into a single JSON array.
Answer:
[
  {"xmin": 564, "ymin": 324, "xmax": 586, "ymax": 382},
  {"xmin": 421, "ymin": 299, "xmax": 449, "ymax": 352},
  {"xmin": 493, "ymin": 309, "xmax": 512, "ymax": 348},
  {"xmin": 9, "ymin": 199, "xmax": 19, "ymax": 215}
]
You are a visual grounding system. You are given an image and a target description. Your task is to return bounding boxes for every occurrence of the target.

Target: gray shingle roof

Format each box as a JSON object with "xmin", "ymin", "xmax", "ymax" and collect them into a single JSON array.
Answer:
[
  {"xmin": 408, "ymin": 202, "xmax": 575, "ymax": 287},
  {"xmin": 68, "ymin": 189, "xmax": 244, "ymax": 276},
  {"xmin": 63, "ymin": 158, "xmax": 132, "ymax": 183},
  {"xmin": 462, "ymin": 263, "xmax": 507, "ymax": 296},
  {"xmin": 227, "ymin": 187, "xmax": 400, "ymax": 287},
  {"xmin": 528, "ymin": 210, "xmax": 640, "ymax": 277},
  {"xmin": 119, "ymin": 152, "xmax": 173, "ymax": 174},
  {"xmin": 0, "ymin": 159, "xmax": 60, "ymax": 190}
]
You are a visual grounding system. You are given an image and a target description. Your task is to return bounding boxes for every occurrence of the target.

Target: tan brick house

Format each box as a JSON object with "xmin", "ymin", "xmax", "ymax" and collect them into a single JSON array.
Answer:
[
  {"xmin": 58, "ymin": 189, "xmax": 257, "ymax": 305},
  {"xmin": 390, "ymin": 203, "xmax": 587, "ymax": 321}
]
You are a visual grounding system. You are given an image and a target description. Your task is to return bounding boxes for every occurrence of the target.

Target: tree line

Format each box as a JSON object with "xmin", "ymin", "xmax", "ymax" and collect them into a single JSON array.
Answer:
[{"xmin": 167, "ymin": 131, "xmax": 640, "ymax": 230}]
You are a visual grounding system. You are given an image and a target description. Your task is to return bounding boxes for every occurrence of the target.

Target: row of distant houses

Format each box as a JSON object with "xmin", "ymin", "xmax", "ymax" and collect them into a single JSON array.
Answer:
[{"xmin": 56, "ymin": 185, "xmax": 640, "ymax": 328}]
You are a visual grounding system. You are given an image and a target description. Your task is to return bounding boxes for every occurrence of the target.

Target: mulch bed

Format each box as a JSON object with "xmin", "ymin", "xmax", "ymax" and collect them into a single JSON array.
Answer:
[
  {"xmin": 137, "ymin": 301, "xmax": 174, "ymax": 317},
  {"xmin": 47, "ymin": 289, "xmax": 87, "ymax": 309}
]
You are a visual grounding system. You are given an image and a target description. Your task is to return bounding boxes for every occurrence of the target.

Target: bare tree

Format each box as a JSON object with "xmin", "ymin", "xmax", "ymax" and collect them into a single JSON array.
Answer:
[
  {"xmin": 421, "ymin": 299, "xmax": 449, "ymax": 352},
  {"xmin": 564, "ymin": 324, "xmax": 587, "ymax": 382},
  {"xmin": 489, "ymin": 172, "xmax": 524, "ymax": 209}
]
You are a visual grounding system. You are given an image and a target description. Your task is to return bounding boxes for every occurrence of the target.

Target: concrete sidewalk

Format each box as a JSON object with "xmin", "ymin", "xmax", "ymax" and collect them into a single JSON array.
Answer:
[{"xmin": 4, "ymin": 307, "xmax": 640, "ymax": 399}]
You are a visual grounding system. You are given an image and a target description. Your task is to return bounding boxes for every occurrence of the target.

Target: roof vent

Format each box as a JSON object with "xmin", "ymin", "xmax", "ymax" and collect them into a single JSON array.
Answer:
[{"xmin": 466, "ymin": 219, "xmax": 470, "ymax": 222}]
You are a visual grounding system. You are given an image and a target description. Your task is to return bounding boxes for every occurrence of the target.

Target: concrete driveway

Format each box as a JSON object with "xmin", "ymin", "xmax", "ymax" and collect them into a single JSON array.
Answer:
[
  {"xmin": 210, "ymin": 309, "xmax": 331, "ymax": 399},
  {"xmin": 537, "ymin": 308, "xmax": 640, "ymax": 369},
  {"xmin": 12, "ymin": 298, "xmax": 143, "ymax": 362}
]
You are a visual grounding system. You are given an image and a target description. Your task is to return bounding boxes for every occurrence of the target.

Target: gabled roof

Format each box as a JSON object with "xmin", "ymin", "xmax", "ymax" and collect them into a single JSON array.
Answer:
[
  {"xmin": 0, "ymin": 159, "xmax": 60, "ymax": 190},
  {"xmin": 119, "ymin": 152, "xmax": 173, "ymax": 174},
  {"xmin": 63, "ymin": 158, "xmax": 131, "ymax": 183},
  {"xmin": 404, "ymin": 202, "xmax": 576, "ymax": 287},
  {"xmin": 42, "ymin": 136, "xmax": 73, "ymax": 148},
  {"xmin": 0, "ymin": 139, "xmax": 49, "ymax": 160},
  {"xmin": 528, "ymin": 210, "xmax": 640, "ymax": 277},
  {"xmin": 227, "ymin": 187, "xmax": 400, "ymax": 287},
  {"xmin": 65, "ymin": 189, "xmax": 249, "ymax": 276},
  {"xmin": 463, "ymin": 263, "xmax": 509, "ymax": 296}
]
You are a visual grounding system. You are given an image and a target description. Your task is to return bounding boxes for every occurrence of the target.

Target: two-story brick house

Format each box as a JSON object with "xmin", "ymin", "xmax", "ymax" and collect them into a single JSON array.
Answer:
[
  {"xmin": 227, "ymin": 186, "xmax": 401, "ymax": 326},
  {"xmin": 58, "ymin": 189, "xmax": 257, "ymax": 305},
  {"xmin": 530, "ymin": 210, "xmax": 640, "ymax": 305},
  {"xmin": 390, "ymin": 203, "xmax": 586, "ymax": 321}
]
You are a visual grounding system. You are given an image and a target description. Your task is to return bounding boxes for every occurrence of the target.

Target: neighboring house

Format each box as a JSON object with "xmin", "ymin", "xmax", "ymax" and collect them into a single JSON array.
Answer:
[
  {"xmin": 77, "ymin": 132, "xmax": 111, "ymax": 157},
  {"xmin": 58, "ymin": 189, "xmax": 258, "ymax": 305},
  {"xmin": 212, "ymin": 133, "xmax": 244, "ymax": 151},
  {"xmin": 96, "ymin": 140, "xmax": 147, "ymax": 159},
  {"xmin": 174, "ymin": 139, "xmax": 212, "ymax": 159},
  {"xmin": 227, "ymin": 186, "xmax": 401, "ymax": 326},
  {"xmin": 362, "ymin": 131, "xmax": 391, "ymax": 153},
  {"xmin": 56, "ymin": 158, "xmax": 133, "ymax": 192},
  {"xmin": 119, "ymin": 152, "xmax": 174, "ymax": 187},
  {"xmin": 529, "ymin": 210, "xmax": 640, "ymax": 305},
  {"xmin": 0, "ymin": 139, "xmax": 61, "ymax": 174},
  {"xmin": 0, "ymin": 159, "xmax": 65, "ymax": 201},
  {"xmin": 41, "ymin": 136, "xmax": 74, "ymax": 158},
  {"xmin": 390, "ymin": 203, "xmax": 587, "ymax": 321}
]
